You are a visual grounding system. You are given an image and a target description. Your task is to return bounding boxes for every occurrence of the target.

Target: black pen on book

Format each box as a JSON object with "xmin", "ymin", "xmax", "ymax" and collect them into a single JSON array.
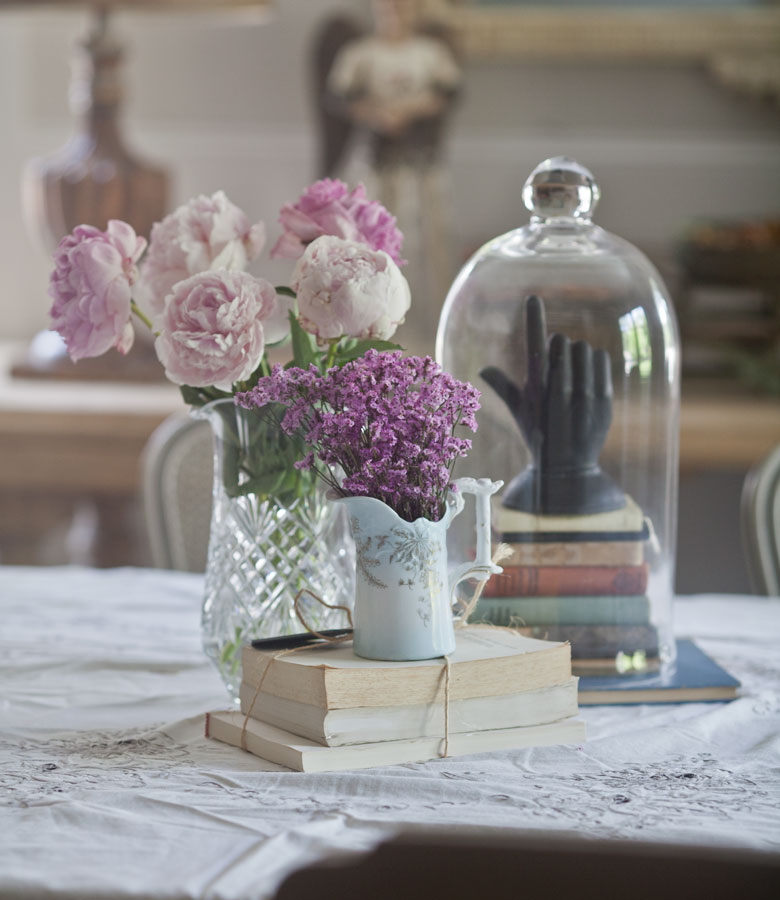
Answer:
[{"xmin": 250, "ymin": 629, "xmax": 353, "ymax": 652}]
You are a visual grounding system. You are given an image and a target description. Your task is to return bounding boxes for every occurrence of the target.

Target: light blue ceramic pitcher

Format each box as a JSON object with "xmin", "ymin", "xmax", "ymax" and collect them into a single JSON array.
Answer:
[{"xmin": 336, "ymin": 478, "xmax": 503, "ymax": 661}]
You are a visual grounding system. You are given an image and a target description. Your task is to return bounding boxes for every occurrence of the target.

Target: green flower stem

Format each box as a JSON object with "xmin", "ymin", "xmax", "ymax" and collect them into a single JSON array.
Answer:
[
  {"xmin": 130, "ymin": 300, "xmax": 155, "ymax": 332},
  {"xmin": 324, "ymin": 339, "xmax": 340, "ymax": 370}
]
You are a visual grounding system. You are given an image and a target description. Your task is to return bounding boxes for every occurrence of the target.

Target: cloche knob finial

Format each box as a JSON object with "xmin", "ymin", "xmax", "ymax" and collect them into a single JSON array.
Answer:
[{"xmin": 522, "ymin": 156, "xmax": 600, "ymax": 222}]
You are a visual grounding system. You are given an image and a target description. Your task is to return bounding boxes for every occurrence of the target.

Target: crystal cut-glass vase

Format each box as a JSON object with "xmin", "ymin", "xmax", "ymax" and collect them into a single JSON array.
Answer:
[{"xmin": 195, "ymin": 399, "xmax": 355, "ymax": 702}]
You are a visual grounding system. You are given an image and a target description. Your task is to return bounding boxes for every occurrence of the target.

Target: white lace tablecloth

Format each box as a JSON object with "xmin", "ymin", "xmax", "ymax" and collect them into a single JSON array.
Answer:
[{"xmin": 2, "ymin": 566, "xmax": 779, "ymax": 899}]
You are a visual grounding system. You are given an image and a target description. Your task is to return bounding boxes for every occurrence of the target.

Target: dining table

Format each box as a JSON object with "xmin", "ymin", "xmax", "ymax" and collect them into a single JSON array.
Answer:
[{"xmin": 1, "ymin": 564, "xmax": 779, "ymax": 899}]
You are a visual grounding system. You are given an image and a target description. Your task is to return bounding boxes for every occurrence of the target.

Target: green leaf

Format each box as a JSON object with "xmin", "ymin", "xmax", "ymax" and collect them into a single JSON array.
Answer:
[
  {"xmin": 275, "ymin": 285, "xmax": 297, "ymax": 299},
  {"xmin": 289, "ymin": 310, "xmax": 317, "ymax": 369},
  {"xmin": 179, "ymin": 385, "xmax": 209, "ymax": 407},
  {"xmin": 180, "ymin": 384, "xmax": 233, "ymax": 407},
  {"xmin": 236, "ymin": 470, "xmax": 287, "ymax": 497}
]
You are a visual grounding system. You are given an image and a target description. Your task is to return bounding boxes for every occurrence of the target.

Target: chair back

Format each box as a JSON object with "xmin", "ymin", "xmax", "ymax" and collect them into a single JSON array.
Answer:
[
  {"xmin": 141, "ymin": 414, "xmax": 213, "ymax": 572},
  {"xmin": 741, "ymin": 443, "xmax": 780, "ymax": 596}
]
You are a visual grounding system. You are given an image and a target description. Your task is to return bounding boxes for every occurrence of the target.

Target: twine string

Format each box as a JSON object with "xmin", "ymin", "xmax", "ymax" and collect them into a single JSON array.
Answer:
[
  {"xmin": 454, "ymin": 542, "xmax": 513, "ymax": 629},
  {"xmin": 439, "ymin": 543, "xmax": 513, "ymax": 758},
  {"xmin": 240, "ymin": 645, "xmax": 297, "ymax": 750},
  {"xmin": 441, "ymin": 655, "xmax": 452, "ymax": 758},
  {"xmin": 293, "ymin": 589, "xmax": 354, "ymax": 641},
  {"xmin": 239, "ymin": 589, "xmax": 353, "ymax": 751}
]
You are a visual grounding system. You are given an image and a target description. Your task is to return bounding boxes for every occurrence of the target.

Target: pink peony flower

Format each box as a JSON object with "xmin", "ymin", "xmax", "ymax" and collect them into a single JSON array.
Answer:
[
  {"xmin": 154, "ymin": 270, "xmax": 280, "ymax": 390},
  {"xmin": 271, "ymin": 179, "xmax": 405, "ymax": 265},
  {"xmin": 49, "ymin": 220, "xmax": 146, "ymax": 361},
  {"xmin": 136, "ymin": 191, "xmax": 266, "ymax": 318},
  {"xmin": 292, "ymin": 235, "xmax": 410, "ymax": 342}
]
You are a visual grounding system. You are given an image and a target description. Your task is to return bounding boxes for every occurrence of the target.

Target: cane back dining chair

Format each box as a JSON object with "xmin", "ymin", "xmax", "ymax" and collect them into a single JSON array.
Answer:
[
  {"xmin": 741, "ymin": 443, "xmax": 780, "ymax": 596},
  {"xmin": 141, "ymin": 413, "xmax": 213, "ymax": 573}
]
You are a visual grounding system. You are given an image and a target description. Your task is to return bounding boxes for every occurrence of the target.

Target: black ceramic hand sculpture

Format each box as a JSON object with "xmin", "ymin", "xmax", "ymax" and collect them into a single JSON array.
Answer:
[{"xmin": 481, "ymin": 294, "xmax": 625, "ymax": 515}]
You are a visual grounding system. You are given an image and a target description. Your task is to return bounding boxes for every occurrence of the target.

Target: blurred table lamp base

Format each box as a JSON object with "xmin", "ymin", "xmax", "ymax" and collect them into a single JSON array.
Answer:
[
  {"xmin": 11, "ymin": 2, "xmax": 168, "ymax": 381},
  {"xmin": 5, "ymin": 0, "xmax": 272, "ymax": 384},
  {"xmin": 1, "ymin": 0, "xmax": 271, "ymax": 569}
]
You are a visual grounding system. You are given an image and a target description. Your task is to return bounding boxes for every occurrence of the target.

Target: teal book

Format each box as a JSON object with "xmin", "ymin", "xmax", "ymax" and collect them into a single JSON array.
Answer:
[
  {"xmin": 578, "ymin": 639, "xmax": 740, "ymax": 705},
  {"xmin": 471, "ymin": 594, "xmax": 650, "ymax": 627},
  {"xmin": 499, "ymin": 521, "xmax": 650, "ymax": 544}
]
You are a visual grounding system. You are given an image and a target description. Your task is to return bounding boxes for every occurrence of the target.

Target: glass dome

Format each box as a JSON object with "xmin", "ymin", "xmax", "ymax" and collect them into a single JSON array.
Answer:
[{"xmin": 436, "ymin": 156, "xmax": 680, "ymax": 678}]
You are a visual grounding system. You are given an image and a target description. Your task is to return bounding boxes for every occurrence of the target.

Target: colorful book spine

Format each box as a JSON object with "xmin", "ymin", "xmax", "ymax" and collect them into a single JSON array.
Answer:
[
  {"xmin": 480, "ymin": 494, "xmax": 654, "ymax": 665},
  {"xmin": 502, "ymin": 541, "xmax": 644, "ymax": 567},
  {"xmin": 498, "ymin": 523, "xmax": 649, "ymax": 543},
  {"xmin": 472, "ymin": 594, "xmax": 651, "ymax": 628},
  {"xmin": 492, "ymin": 494, "xmax": 645, "ymax": 535},
  {"xmin": 484, "ymin": 564, "xmax": 649, "ymax": 598}
]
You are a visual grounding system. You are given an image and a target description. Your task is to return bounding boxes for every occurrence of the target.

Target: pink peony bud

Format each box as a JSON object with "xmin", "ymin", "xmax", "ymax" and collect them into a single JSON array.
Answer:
[
  {"xmin": 271, "ymin": 179, "xmax": 405, "ymax": 265},
  {"xmin": 136, "ymin": 191, "xmax": 266, "ymax": 318},
  {"xmin": 48, "ymin": 220, "xmax": 146, "ymax": 362},
  {"xmin": 292, "ymin": 235, "xmax": 410, "ymax": 343},
  {"xmin": 154, "ymin": 270, "xmax": 280, "ymax": 390}
]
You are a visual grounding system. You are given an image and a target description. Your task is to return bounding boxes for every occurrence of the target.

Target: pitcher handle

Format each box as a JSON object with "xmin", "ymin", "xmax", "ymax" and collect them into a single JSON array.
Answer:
[{"xmin": 447, "ymin": 477, "xmax": 504, "ymax": 597}]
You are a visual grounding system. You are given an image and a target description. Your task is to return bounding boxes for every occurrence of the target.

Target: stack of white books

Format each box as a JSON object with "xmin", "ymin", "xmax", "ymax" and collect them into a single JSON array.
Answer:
[{"xmin": 206, "ymin": 625, "xmax": 585, "ymax": 772}]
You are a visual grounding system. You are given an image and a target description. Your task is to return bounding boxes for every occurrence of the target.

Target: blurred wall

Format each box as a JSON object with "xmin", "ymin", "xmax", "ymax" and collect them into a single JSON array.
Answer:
[{"xmin": 1, "ymin": 0, "xmax": 780, "ymax": 339}]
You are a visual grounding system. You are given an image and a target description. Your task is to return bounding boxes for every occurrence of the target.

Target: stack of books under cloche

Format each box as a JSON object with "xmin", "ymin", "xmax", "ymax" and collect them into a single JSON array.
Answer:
[
  {"xmin": 473, "ymin": 495, "xmax": 658, "ymax": 675},
  {"xmin": 207, "ymin": 626, "xmax": 585, "ymax": 771}
]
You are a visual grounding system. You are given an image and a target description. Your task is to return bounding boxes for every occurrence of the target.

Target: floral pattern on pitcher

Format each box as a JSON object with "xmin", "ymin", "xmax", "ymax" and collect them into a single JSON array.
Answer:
[
  {"xmin": 350, "ymin": 516, "xmax": 388, "ymax": 589},
  {"xmin": 351, "ymin": 517, "xmax": 444, "ymax": 604}
]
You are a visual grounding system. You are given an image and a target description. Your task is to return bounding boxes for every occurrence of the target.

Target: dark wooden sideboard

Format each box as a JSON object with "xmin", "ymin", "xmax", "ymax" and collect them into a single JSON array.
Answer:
[{"xmin": 0, "ymin": 343, "xmax": 181, "ymax": 566}]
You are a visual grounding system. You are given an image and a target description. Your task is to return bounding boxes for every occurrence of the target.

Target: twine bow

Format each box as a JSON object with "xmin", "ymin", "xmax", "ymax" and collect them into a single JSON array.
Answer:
[
  {"xmin": 439, "ymin": 542, "xmax": 513, "ymax": 758},
  {"xmin": 239, "ymin": 591, "xmax": 353, "ymax": 751}
]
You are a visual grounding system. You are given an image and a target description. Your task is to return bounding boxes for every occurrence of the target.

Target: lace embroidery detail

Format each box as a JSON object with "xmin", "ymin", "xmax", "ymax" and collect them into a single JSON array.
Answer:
[{"xmin": 3, "ymin": 726, "xmax": 779, "ymax": 849}]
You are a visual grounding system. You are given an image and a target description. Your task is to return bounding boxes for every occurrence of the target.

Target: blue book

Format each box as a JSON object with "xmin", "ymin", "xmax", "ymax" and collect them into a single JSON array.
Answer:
[{"xmin": 578, "ymin": 639, "xmax": 740, "ymax": 705}]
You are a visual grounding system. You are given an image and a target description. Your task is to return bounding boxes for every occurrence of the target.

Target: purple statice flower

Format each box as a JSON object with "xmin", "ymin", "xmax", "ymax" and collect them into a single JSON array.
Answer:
[{"xmin": 235, "ymin": 350, "xmax": 480, "ymax": 522}]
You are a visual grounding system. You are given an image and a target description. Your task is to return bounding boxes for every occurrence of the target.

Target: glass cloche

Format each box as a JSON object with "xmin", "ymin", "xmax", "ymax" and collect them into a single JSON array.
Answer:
[{"xmin": 436, "ymin": 156, "xmax": 680, "ymax": 677}]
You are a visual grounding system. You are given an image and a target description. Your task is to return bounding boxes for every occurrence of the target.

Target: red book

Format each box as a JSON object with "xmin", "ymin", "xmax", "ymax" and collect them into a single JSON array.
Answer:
[{"xmin": 484, "ymin": 564, "xmax": 649, "ymax": 598}]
